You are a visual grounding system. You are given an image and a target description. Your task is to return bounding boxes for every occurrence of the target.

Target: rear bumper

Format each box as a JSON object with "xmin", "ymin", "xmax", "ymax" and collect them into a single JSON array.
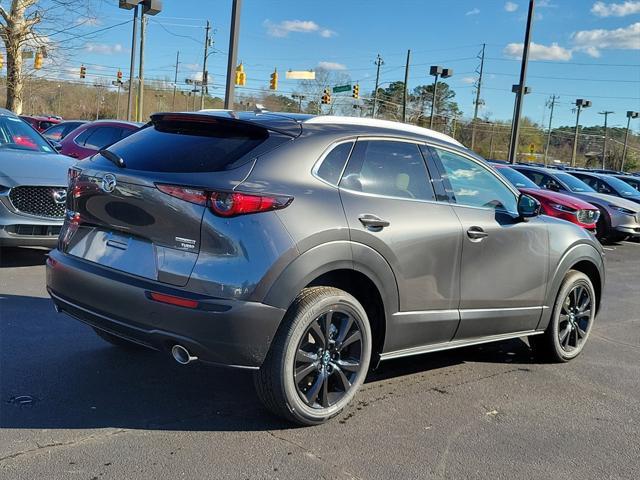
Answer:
[{"xmin": 46, "ymin": 249, "xmax": 286, "ymax": 369}]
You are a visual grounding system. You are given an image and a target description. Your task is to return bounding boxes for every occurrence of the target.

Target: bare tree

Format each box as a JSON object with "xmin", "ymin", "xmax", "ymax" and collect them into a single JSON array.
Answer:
[{"xmin": 0, "ymin": 0, "xmax": 99, "ymax": 113}]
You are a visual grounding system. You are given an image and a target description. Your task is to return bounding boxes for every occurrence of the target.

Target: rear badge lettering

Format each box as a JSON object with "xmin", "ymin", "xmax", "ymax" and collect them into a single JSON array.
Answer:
[{"xmin": 175, "ymin": 237, "xmax": 197, "ymax": 250}]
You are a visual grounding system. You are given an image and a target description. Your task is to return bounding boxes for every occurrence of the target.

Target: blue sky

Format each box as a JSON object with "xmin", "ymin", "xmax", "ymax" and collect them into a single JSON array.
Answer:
[{"xmin": 44, "ymin": 0, "xmax": 640, "ymax": 129}]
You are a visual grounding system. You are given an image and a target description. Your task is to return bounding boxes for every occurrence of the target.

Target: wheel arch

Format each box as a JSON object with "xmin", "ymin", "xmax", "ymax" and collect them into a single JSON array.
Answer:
[
  {"xmin": 262, "ymin": 241, "xmax": 399, "ymax": 360},
  {"xmin": 538, "ymin": 242, "xmax": 604, "ymax": 331}
]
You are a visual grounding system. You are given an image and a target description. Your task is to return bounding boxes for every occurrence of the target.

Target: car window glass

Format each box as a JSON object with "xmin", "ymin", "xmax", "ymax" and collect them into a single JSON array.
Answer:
[
  {"xmin": 433, "ymin": 148, "xmax": 517, "ymax": 212},
  {"xmin": 520, "ymin": 170, "xmax": 560, "ymax": 191},
  {"xmin": 74, "ymin": 128, "xmax": 93, "ymax": 146},
  {"xmin": 43, "ymin": 124, "xmax": 66, "ymax": 140},
  {"xmin": 340, "ymin": 140, "xmax": 434, "ymax": 201},
  {"xmin": 316, "ymin": 142, "xmax": 353, "ymax": 185},
  {"xmin": 83, "ymin": 127, "xmax": 119, "ymax": 150}
]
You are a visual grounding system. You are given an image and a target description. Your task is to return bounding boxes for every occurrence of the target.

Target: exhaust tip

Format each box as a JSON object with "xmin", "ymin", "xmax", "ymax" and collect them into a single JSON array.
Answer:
[{"xmin": 171, "ymin": 344, "xmax": 198, "ymax": 365}]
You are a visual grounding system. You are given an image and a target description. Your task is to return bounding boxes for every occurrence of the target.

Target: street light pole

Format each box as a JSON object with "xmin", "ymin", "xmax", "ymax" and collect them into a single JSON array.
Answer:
[
  {"xmin": 137, "ymin": 11, "xmax": 146, "ymax": 121},
  {"xmin": 428, "ymin": 66, "xmax": 453, "ymax": 130},
  {"xmin": 622, "ymin": 111, "xmax": 639, "ymax": 171},
  {"xmin": 508, "ymin": 0, "xmax": 536, "ymax": 164},
  {"xmin": 598, "ymin": 110, "xmax": 614, "ymax": 169},
  {"xmin": 125, "ymin": 3, "xmax": 139, "ymax": 122},
  {"xmin": 402, "ymin": 49, "xmax": 410, "ymax": 123},
  {"xmin": 571, "ymin": 99, "xmax": 592, "ymax": 167},
  {"xmin": 224, "ymin": 0, "xmax": 242, "ymax": 109}
]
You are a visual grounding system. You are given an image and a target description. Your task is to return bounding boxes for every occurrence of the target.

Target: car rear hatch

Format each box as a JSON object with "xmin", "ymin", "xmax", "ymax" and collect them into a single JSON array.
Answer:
[{"xmin": 62, "ymin": 112, "xmax": 296, "ymax": 286}]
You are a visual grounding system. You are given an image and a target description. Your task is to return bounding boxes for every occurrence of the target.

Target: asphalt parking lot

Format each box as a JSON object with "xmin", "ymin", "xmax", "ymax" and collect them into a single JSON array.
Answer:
[{"xmin": 1, "ymin": 242, "xmax": 639, "ymax": 480}]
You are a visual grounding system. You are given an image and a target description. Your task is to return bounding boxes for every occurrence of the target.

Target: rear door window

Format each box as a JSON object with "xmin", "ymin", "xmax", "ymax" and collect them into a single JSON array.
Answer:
[
  {"xmin": 43, "ymin": 124, "xmax": 66, "ymax": 140},
  {"xmin": 340, "ymin": 140, "xmax": 435, "ymax": 201}
]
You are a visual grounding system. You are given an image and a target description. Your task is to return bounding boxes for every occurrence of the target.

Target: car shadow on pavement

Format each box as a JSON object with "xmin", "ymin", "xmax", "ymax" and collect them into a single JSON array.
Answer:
[
  {"xmin": 1, "ymin": 293, "xmax": 537, "ymax": 433},
  {"xmin": 0, "ymin": 247, "xmax": 49, "ymax": 268}
]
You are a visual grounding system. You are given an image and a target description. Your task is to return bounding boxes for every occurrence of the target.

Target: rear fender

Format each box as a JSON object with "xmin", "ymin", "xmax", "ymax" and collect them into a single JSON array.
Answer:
[{"xmin": 537, "ymin": 242, "xmax": 604, "ymax": 331}]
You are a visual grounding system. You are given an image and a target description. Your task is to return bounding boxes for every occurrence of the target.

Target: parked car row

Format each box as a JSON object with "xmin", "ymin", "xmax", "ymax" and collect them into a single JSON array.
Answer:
[
  {"xmin": 0, "ymin": 110, "xmax": 143, "ymax": 247},
  {"xmin": 490, "ymin": 161, "xmax": 640, "ymax": 243}
]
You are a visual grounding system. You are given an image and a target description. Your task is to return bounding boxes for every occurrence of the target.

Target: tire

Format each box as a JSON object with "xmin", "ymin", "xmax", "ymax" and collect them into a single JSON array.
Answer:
[
  {"xmin": 254, "ymin": 286, "xmax": 372, "ymax": 426},
  {"xmin": 93, "ymin": 328, "xmax": 146, "ymax": 351},
  {"xmin": 595, "ymin": 212, "xmax": 612, "ymax": 242},
  {"xmin": 530, "ymin": 270, "xmax": 596, "ymax": 363}
]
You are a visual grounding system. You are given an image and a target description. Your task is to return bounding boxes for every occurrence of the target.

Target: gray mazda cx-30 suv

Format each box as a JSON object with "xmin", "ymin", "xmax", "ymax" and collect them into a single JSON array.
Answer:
[{"xmin": 47, "ymin": 112, "xmax": 605, "ymax": 425}]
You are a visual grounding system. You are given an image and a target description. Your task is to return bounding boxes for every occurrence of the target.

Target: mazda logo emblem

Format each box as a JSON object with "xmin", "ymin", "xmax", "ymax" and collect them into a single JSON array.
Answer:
[
  {"xmin": 52, "ymin": 189, "xmax": 67, "ymax": 205},
  {"xmin": 101, "ymin": 174, "xmax": 117, "ymax": 193}
]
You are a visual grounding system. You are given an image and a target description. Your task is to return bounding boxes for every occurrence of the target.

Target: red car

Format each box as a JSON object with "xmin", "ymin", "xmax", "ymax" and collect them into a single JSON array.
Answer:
[
  {"xmin": 20, "ymin": 115, "xmax": 61, "ymax": 132},
  {"xmin": 493, "ymin": 164, "xmax": 600, "ymax": 231},
  {"xmin": 59, "ymin": 120, "xmax": 141, "ymax": 159}
]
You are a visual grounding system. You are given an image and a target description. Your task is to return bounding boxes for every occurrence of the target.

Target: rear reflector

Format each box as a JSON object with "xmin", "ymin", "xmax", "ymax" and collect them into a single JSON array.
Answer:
[{"xmin": 148, "ymin": 292, "xmax": 199, "ymax": 309}]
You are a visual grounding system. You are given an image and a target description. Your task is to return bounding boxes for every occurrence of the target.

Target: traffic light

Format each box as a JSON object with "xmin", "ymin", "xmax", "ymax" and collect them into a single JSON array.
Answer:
[
  {"xmin": 0, "ymin": 53, "xmax": 3, "ymax": 70},
  {"xmin": 321, "ymin": 88, "xmax": 331, "ymax": 105},
  {"xmin": 80, "ymin": 65, "xmax": 86, "ymax": 79},
  {"xmin": 117, "ymin": 70, "xmax": 123, "ymax": 82},
  {"xmin": 235, "ymin": 63, "xmax": 246, "ymax": 86},
  {"xmin": 269, "ymin": 69, "xmax": 278, "ymax": 90},
  {"xmin": 34, "ymin": 51, "xmax": 43, "ymax": 70},
  {"xmin": 352, "ymin": 83, "xmax": 359, "ymax": 99}
]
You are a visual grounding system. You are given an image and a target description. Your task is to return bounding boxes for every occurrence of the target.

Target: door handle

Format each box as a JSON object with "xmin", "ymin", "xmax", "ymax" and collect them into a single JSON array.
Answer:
[
  {"xmin": 467, "ymin": 226, "xmax": 488, "ymax": 240},
  {"xmin": 358, "ymin": 214, "xmax": 390, "ymax": 230}
]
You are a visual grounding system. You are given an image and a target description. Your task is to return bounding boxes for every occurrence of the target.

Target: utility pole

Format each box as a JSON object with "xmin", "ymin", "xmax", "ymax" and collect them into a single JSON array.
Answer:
[
  {"xmin": 571, "ymin": 99, "xmax": 592, "ymax": 167},
  {"xmin": 224, "ymin": 0, "xmax": 242, "ymax": 109},
  {"xmin": 201, "ymin": 20, "xmax": 211, "ymax": 110},
  {"xmin": 172, "ymin": 51, "xmax": 180, "ymax": 111},
  {"xmin": 471, "ymin": 43, "xmax": 486, "ymax": 151},
  {"xmin": 508, "ymin": 0, "xmax": 535, "ymax": 164},
  {"xmin": 489, "ymin": 123, "xmax": 496, "ymax": 158},
  {"xmin": 543, "ymin": 94, "xmax": 557, "ymax": 165},
  {"xmin": 372, "ymin": 54, "xmax": 383, "ymax": 118},
  {"xmin": 622, "ymin": 111, "xmax": 639, "ymax": 171},
  {"xmin": 598, "ymin": 110, "xmax": 614, "ymax": 169},
  {"xmin": 126, "ymin": 4, "xmax": 139, "ymax": 121},
  {"xmin": 137, "ymin": 11, "xmax": 146, "ymax": 121},
  {"xmin": 402, "ymin": 49, "xmax": 410, "ymax": 123}
]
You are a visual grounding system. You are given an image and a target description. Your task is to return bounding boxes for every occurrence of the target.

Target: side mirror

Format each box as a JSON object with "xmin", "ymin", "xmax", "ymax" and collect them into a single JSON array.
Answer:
[{"xmin": 518, "ymin": 194, "xmax": 541, "ymax": 220}]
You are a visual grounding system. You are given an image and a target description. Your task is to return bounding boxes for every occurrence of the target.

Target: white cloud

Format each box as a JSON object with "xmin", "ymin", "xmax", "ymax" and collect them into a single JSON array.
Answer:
[
  {"xmin": 572, "ymin": 22, "xmax": 640, "ymax": 56},
  {"xmin": 264, "ymin": 19, "xmax": 336, "ymax": 38},
  {"xmin": 591, "ymin": 1, "xmax": 640, "ymax": 17},
  {"xmin": 538, "ymin": 0, "xmax": 558, "ymax": 7},
  {"xmin": 317, "ymin": 61, "xmax": 347, "ymax": 71},
  {"xmin": 461, "ymin": 76, "xmax": 476, "ymax": 84},
  {"xmin": 84, "ymin": 43, "xmax": 123, "ymax": 55},
  {"xmin": 182, "ymin": 63, "xmax": 201, "ymax": 72},
  {"xmin": 505, "ymin": 2, "xmax": 519, "ymax": 12},
  {"xmin": 466, "ymin": 8, "xmax": 480, "ymax": 15},
  {"xmin": 504, "ymin": 41, "xmax": 573, "ymax": 60}
]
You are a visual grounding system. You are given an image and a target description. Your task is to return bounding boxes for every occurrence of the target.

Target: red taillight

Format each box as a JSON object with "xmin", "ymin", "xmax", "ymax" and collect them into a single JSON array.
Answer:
[
  {"xmin": 157, "ymin": 183, "xmax": 291, "ymax": 217},
  {"xmin": 148, "ymin": 292, "xmax": 199, "ymax": 309},
  {"xmin": 210, "ymin": 192, "xmax": 289, "ymax": 217},
  {"xmin": 157, "ymin": 184, "xmax": 208, "ymax": 206}
]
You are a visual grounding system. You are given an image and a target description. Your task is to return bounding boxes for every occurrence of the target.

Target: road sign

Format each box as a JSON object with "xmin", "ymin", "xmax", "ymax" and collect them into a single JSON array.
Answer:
[
  {"xmin": 529, "ymin": 143, "xmax": 536, "ymax": 153},
  {"xmin": 286, "ymin": 70, "xmax": 315, "ymax": 80},
  {"xmin": 333, "ymin": 84, "xmax": 352, "ymax": 93}
]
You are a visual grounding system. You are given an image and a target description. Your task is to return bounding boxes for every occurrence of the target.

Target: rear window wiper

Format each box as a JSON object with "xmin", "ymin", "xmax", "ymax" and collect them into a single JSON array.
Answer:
[{"xmin": 99, "ymin": 149, "xmax": 126, "ymax": 168}]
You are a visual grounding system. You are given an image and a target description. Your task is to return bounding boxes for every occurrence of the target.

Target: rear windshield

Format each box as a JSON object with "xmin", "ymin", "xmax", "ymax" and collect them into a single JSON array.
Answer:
[{"xmin": 105, "ymin": 119, "xmax": 268, "ymax": 173}]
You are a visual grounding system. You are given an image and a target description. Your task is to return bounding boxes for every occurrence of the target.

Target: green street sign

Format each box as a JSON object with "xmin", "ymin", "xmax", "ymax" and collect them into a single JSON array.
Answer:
[{"xmin": 332, "ymin": 84, "xmax": 352, "ymax": 93}]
